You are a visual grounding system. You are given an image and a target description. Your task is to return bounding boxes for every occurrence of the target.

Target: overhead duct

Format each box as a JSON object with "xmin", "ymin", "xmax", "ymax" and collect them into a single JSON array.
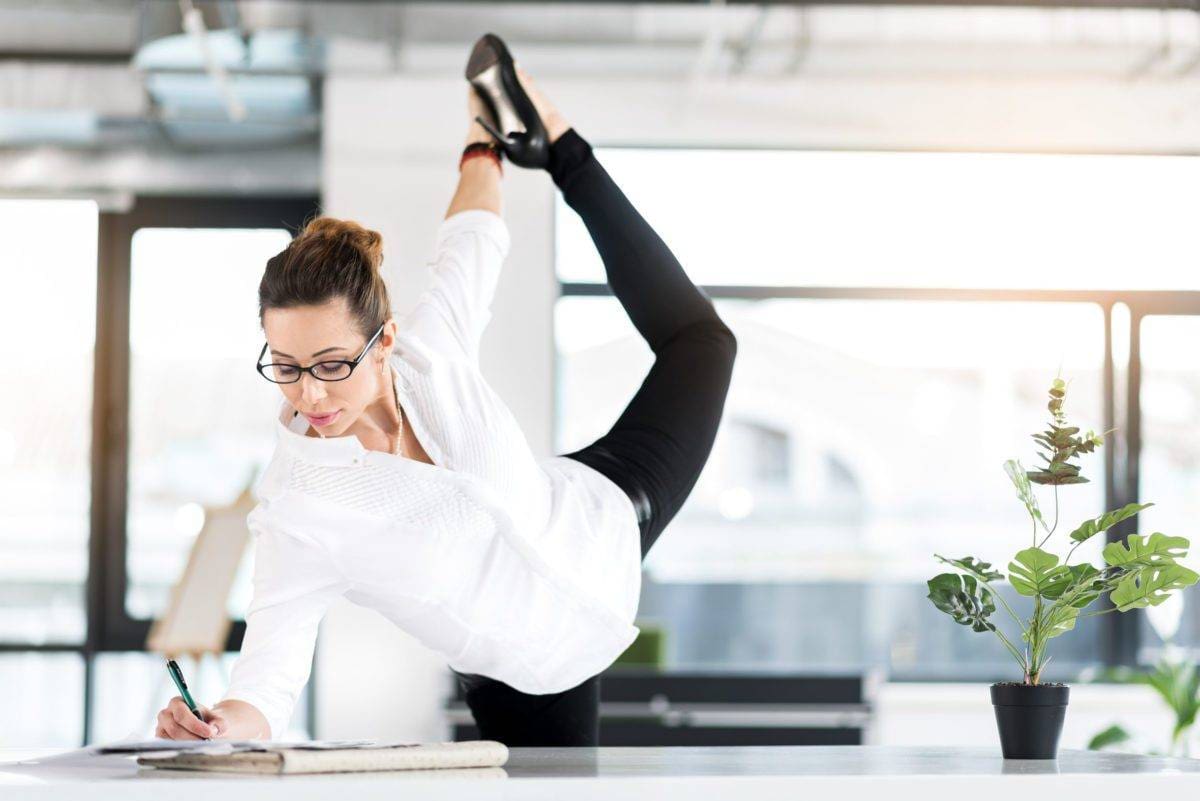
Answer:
[{"xmin": 131, "ymin": 6, "xmax": 325, "ymax": 147}]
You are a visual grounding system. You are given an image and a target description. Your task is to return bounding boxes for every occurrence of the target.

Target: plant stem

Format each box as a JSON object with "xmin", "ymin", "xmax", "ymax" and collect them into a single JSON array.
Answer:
[
  {"xmin": 989, "ymin": 626, "xmax": 1030, "ymax": 672},
  {"xmin": 971, "ymin": 573, "xmax": 1027, "ymax": 631},
  {"xmin": 992, "ymin": 590, "xmax": 1026, "ymax": 631},
  {"xmin": 1052, "ymin": 484, "xmax": 1060, "ymax": 535},
  {"xmin": 1065, "ymin": 539, "xmax": 1083, "ymax": 564},
  {"xmin": 1030, "ymin": 596, "xmax": 1044, "ymax": 681},
  {"xmin": 1037, "ymin": 485, "xmax": 1061, "ymax": 548}
]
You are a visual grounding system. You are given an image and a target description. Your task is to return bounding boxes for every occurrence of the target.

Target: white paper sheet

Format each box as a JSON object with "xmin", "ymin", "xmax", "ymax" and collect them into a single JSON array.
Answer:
[{"xmin": 15, "ymin": 737, "xmax": 400, "ymax": 766}]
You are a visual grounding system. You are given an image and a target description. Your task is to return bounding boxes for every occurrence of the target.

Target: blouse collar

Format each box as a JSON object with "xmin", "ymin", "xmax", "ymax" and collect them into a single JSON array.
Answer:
[{"xmin": 274, "ymin": 332, "xmax": 431, "ymax": 467}]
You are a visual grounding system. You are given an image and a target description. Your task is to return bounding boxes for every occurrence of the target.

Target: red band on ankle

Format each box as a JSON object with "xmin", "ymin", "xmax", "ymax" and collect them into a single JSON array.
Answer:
[{"xmin": 460, "ymin": 142, "xmax": 503, "ymax": 175}]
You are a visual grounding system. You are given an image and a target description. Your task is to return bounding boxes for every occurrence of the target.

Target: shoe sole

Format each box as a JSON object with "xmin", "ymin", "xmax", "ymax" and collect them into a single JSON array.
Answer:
[
  {"xmin": 469, "ymin": 62, "xmax": 526, "ymax": 136},
  {"xmin": 466, "ymin": 33, "xmax": 528, "ymax": 137}
]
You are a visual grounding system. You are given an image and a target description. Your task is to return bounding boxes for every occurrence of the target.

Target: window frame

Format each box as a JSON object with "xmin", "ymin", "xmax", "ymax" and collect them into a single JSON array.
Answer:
[{"xmin": 555, "ymin": 149, "xmax": 1200, "ymax": 677}]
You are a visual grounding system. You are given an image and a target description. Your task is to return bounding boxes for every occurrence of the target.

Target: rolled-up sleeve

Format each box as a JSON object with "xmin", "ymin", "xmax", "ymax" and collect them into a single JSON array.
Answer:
[
  {"xmin": 399, "ymin": 208, "xmax": 511, "ymax": 363},
  {"xmin": 219, "ymin": 510, "xmax": 346, "ymax": 741}
]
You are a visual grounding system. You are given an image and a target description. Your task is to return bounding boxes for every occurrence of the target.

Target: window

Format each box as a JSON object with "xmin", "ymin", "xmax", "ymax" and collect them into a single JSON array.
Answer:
[
  {"xmin": 125, "ymin": 227, "xmax": 292, "ymax": 620},
  {"xmin": 555, "ymin": 147, "xmax": 1200, "ymax": 679},
  {"xmin": 0, "ymin": 195, "xmax": 319, "ymax": 747},
  {"xmin": 1137, "ymin": 315, "xmax": 1200, "ymax": 654},
  {"xmin": 0, "ymin": 200, "xmax": 97, "ymax": 646},
  {"xmin": 555, "ymin": 149, "xmax": 1200, "ymax": 291},
  {"xmin": 0, "ymin": 653, "xmax": 85, "ymax": 747}
]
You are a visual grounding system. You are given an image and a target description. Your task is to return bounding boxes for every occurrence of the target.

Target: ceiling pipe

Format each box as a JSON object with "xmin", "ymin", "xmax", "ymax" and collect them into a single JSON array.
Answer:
[{"xmin": 179, "ymin": 0, "xmax": 247, "ymax": 122}]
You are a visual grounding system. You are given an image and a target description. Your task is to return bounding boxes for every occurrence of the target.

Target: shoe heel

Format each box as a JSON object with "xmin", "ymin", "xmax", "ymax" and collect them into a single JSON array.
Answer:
[{"xmin": 474, "ymin": 114, "xmax": 510, "ymax": 146}]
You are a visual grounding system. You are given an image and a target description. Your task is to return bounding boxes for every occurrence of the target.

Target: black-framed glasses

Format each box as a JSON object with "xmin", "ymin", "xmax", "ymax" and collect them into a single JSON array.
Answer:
[{"xmin": 256, "ymin": 322, "xmax": 385, "ymax": 384}]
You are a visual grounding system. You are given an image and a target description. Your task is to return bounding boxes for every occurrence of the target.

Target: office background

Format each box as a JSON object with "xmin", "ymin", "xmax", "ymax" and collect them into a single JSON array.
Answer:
[{"xmin": 1, "ymin": 1, "xmax": 1196, "ymax": 750}]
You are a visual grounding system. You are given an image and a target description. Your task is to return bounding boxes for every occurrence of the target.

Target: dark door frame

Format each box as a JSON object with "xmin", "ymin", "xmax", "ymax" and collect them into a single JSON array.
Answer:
[{"xmin": 86, "ymin": 194, "xmax": 321, "ymax": 744}]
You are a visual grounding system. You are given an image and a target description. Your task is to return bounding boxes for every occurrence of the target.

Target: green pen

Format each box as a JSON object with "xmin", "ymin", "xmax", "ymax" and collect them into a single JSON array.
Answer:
[{"xmin": 165, "ymin": 658, "xmax": 211, "ymax": 740}]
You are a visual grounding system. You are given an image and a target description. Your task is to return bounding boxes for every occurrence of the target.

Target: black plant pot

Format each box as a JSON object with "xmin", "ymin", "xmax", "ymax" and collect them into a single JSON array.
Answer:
[{"xmin": 990, "ymin": 682, "xmax": 1069, "ymax": 759}]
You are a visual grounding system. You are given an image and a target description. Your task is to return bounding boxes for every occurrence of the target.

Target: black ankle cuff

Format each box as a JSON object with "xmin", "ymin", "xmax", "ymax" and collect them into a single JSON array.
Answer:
[{"xmin": 547, "ymin": 128, "xmax": 594, "ymax": 189}]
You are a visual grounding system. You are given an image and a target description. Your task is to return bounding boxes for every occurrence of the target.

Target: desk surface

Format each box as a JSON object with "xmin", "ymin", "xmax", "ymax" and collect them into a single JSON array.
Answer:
[{"xmin": 4, "ymin": 746, "xmax": 1199, "ymax": 800}]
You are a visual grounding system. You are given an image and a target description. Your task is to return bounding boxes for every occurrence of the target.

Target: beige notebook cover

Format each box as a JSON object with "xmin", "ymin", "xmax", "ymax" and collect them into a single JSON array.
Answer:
[{"xmin": 137, "ymin": 740, "xmax": 509, "ymax": 775}]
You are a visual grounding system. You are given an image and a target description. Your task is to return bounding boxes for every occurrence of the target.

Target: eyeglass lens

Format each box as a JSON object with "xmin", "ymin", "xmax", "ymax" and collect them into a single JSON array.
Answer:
[{"xmin": 265, "ymin": 361, "xmax": 353, "ymax": 383}]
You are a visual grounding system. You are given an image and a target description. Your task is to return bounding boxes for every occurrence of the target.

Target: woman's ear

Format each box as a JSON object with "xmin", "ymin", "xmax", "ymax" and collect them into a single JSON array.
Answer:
[
  {"xmin": 379, "ymin": 318, "xmax": 398, "ymax": 355},
  {"xmin": 377, "ymin": 317, "xmax": 398, "ymax": 368}
]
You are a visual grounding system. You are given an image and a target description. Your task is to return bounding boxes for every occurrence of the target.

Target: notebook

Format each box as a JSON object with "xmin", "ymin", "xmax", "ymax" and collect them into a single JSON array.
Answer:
[{"xmin": 136, "ymin": 740, "xmax": 509, "ymax": 775}]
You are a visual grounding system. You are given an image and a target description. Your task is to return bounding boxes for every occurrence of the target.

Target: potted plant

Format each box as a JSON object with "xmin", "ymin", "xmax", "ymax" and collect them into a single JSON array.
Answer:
[{"xmin": 926, "ymin": 376, "xmax": 1199, "ymax": 759}]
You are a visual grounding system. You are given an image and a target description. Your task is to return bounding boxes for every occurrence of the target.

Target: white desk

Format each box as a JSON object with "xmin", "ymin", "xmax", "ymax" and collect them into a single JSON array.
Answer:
[{"xmin": 3, "ymin": 746, "xmax": 1199, "ymax": 800}]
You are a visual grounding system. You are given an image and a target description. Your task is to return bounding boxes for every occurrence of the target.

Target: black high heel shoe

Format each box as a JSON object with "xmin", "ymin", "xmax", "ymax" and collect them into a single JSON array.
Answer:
[{"xmin": 465, "ymin": 33, "xmax": 549, "ymax": 170}]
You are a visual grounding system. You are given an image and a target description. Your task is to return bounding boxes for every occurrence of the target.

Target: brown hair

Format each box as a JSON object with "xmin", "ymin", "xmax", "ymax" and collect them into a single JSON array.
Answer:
[{"xmin": 258, "ymin": 215, "xmax": 391, "ymax": 340}]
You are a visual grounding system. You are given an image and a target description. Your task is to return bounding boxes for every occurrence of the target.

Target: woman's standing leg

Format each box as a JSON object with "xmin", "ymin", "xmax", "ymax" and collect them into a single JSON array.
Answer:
[
  {"xmin": 456, "ymin": 672, "xmax": 600, "ymax": 746},
  {"xmin": 552, "ymin": 128, "xmax": 738, "ymax": 558}
]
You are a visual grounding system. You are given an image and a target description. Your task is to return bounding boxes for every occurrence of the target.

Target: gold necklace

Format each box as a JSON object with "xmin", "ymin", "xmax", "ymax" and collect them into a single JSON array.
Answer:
[{"xmin": 388, "ymin": 364, "xmax": 404, "ymax": 458}]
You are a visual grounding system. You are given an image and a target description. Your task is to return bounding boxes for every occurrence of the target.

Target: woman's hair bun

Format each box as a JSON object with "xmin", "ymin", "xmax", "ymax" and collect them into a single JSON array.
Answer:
[
  {"xmin": 297, "ymin": 216, "xmax": 384, "ymax": 273},
  {"xmin": 258, "ymin": 214, "xmax": 392, "ymax": 339}
]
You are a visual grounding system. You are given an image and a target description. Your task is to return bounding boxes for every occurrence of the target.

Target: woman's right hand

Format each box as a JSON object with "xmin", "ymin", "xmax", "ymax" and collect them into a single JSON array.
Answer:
[{"xmin": 155, "ymin": 696, "xmax": 225, "ymax": 740}]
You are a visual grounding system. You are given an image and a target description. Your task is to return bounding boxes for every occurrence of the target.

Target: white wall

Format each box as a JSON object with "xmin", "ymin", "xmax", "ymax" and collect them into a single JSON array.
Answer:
[
  {"xmin": 316, "ymin": 72, "xmax": 556, "ymax": 743},
  {"xmin": 315, "ymin": 50, "xmax": 1197, "ymax": 746}
]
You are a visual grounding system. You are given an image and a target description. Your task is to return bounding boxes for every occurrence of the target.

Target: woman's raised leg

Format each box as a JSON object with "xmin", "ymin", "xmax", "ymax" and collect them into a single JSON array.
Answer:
[{"xmin": 550, "ymin": 128, "xmax": 738, "ymax": 559}]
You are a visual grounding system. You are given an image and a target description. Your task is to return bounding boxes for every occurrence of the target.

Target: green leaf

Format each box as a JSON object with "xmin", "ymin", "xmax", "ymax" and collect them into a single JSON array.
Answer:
[
  {"xmin": 926, "ymin": 573, "xmax": 997, "ymax": 633},
  {"xmin": 1042, "ymin": 604, "xmax": 1080, "ymax": 639},
  {"xmin": 935, "ymin": 554, "xmax": 1004, "ymax": 582},
  {"xmin": 1003, "ymin": 459, "xmax": 1042, "ymax": 522},
  {"xmin": 1008, "ymin": 547, "xmax": 1073, "ymax": 598},
  {"xmin": 1063, "ymin": 563, "xmax": 1104, "ymax": 609},
  {"xmin": 1068, "ymin": 503, "xmax": 1155, "ymax": 545},
  {"xmin": 1109, "ymin": 564, "xmax": 1200, "ymax": 611},
  {"xmin": 1087, "ymin": 724, "xmax": 1132, "ymax": 751},
  {"xmin": 1103, "ymin": 533, "xmax": 1190, "ymax": 568},
  {"xmin": 1028, "ymin": 470, "xmax": 1090, "ymax": 486}
]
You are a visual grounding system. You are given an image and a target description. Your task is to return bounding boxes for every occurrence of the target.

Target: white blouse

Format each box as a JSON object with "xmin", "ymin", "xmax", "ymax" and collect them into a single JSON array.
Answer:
[{"xmin": 218, "ymin": 209, "xmax": 642, "ymax": 740}]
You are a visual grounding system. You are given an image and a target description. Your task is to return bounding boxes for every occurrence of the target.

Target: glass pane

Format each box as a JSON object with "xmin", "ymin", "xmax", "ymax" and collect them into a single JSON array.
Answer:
[
  {"xmin": 126, "ymin": 228, "xmax": 291, "ymax": 620},
  {"xmin": 1138, "ymin": 315, "xmax": 1200, "ymax": 657},
  {"xmin": 0, "ymin": 199, "xmax": 96, "ymax": 644},
  {"xmin": 557, "ymin": 149, "xmax": 1200, "ymax": 290},
  {"xmin": 91, "ymin": 652, "xmax": 311, "ymax": 743},
  {"xmin": 556, "ymin": 297, "xmax": 1110, "ymax": 677},
  {"xmin": 0, "ymin": 653, "xmax": 84, "ymax": 746}
]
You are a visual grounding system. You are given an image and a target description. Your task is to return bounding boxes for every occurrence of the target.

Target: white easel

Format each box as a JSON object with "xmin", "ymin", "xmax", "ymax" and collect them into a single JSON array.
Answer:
[{"xmin": 142, "ymin": 479, "xmax": 256, "ymax": 732}]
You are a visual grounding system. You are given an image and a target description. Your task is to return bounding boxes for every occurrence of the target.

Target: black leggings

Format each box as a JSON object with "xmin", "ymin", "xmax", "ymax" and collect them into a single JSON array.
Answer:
[{"xmin": 459, "ymin": 128, "xmax": 737, "ymax": 747}]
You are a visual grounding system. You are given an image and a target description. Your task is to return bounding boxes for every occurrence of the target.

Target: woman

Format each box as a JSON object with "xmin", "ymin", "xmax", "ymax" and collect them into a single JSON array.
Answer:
[{"xmin": 155, "ymin": 35, "xmax": 736, "ymax": 747}]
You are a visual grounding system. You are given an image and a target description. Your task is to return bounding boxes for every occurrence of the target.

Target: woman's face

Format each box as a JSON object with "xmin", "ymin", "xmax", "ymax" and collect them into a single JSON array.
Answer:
[{"xmin": 261, "ymin": 297, "xmax": 394, "ymax": 435}]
